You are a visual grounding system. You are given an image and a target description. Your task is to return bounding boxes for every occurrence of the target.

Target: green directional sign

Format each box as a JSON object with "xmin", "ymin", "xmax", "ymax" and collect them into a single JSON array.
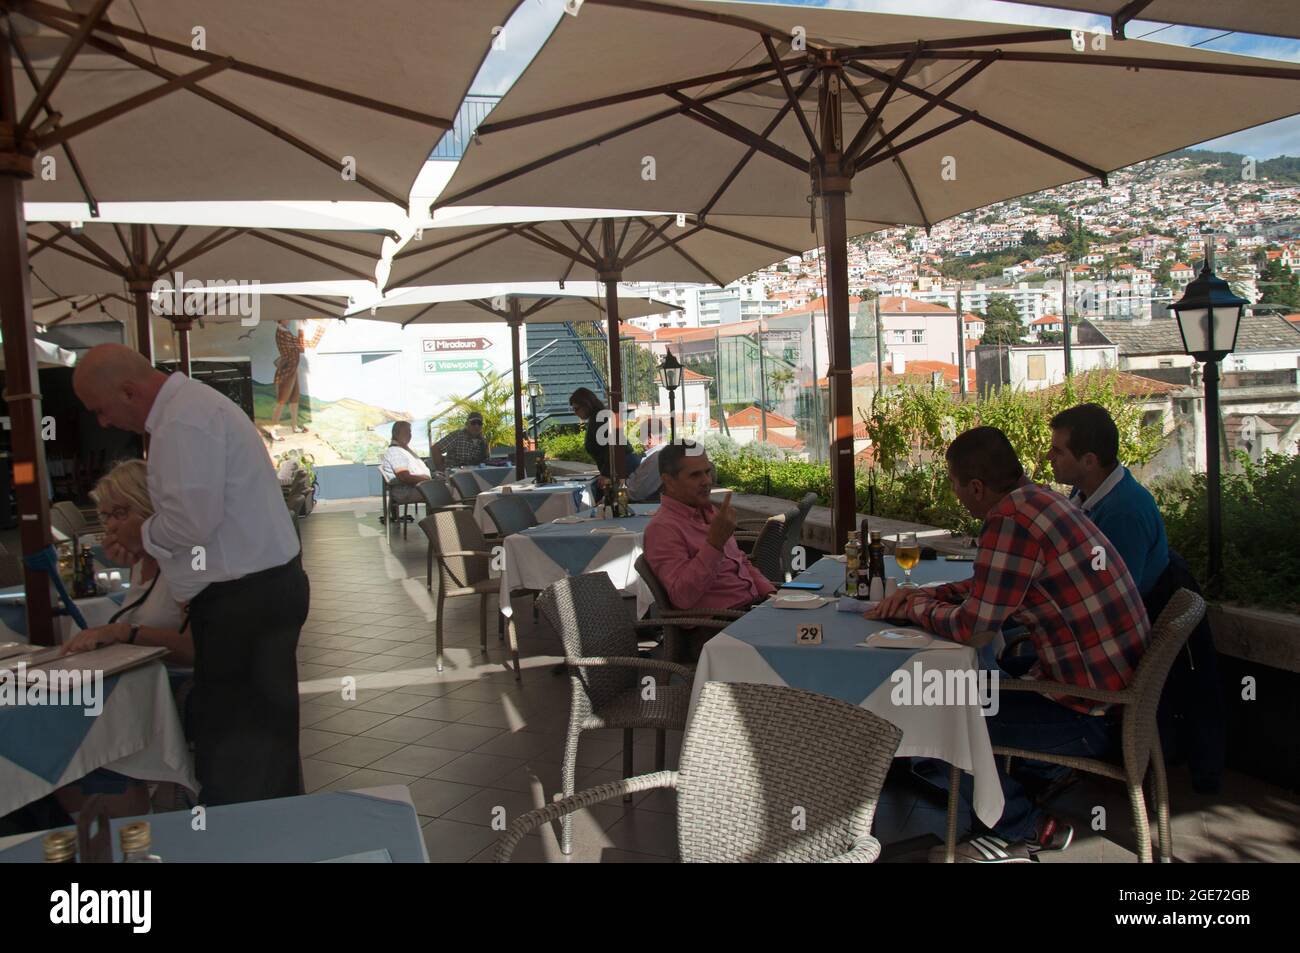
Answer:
[{"xmin": 424, "ymin": 358, "xmax": 491, "ymax": 374}]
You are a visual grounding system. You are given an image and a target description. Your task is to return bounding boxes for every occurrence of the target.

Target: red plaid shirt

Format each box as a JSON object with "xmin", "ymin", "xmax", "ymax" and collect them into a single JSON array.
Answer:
[{"xmin": 904, "ymin": 481, "xmax": 1149, "ymax": 715}]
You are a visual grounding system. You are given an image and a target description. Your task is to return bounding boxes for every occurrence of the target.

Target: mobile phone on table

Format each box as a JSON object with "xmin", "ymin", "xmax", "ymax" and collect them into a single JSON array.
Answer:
[{"xmin": 779, "ymin": 581, "xmax": 824, "ymax": 591}]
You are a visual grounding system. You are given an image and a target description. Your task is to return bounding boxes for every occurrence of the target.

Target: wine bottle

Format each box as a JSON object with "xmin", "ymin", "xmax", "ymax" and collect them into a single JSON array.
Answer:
[
  {"xmin": 844, "ymin": 532, "xmax": 860, "ymax": 595},
  {"xmin": 120, "ymin": 822, "xmax": 162, "ymax": 863}
]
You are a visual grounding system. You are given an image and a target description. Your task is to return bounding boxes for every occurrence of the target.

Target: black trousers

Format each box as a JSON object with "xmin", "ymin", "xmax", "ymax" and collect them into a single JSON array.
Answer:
[{"xmin": 189, "ymin": 554, "xmax": 309, "ymax": 806}]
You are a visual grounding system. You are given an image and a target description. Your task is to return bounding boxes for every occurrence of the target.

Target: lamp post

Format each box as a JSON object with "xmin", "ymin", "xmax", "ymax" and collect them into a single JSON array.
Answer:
[
  {"xmin": 659, "ymin": 347, "xmax": 682, "ymax": 443},
  {"xmin": 526, "ymin": 379, "xmax": 544, "ymax": 451},
  {"xmin": 1170, "ymin": 253, "xmax": 1247, "ymax": 597}
]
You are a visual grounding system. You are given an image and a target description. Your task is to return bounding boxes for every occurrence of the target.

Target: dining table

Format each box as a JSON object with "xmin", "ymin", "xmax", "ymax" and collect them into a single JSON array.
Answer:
[
  {"xmin": 449, "ymin": 465, "xmax": 516, "ymax": 494},
  {"xmin": 690, "ymin": 553, "xmax": 1002, "ymax": 861},
  {"xmin": 473, "ymin": 478, "xmax": 596, "ymax": 535}
]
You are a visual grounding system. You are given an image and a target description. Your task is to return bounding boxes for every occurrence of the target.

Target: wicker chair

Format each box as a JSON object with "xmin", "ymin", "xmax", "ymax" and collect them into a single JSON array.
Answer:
[
  {"xmin": 418, "ymin": 479, "xmax": 472, "ymax": 590},
  {"xmin": 50, "ymin": 500, "xmax": 102, "ymax": 541},
  {"xmin": 420, "ymin": 509, "xmax": 499, "ymax": 673},
  {"xmin": 535, "ymin": 573, "xmax": 728, "ymax": 854},
  {"xmin": 449, "ymin": 471, "xmax": 482, "ymax": 503},
  {"xmin": 992, "ymin": 587, "xmax": 1206, "ymax": 863},
  {"xmin": 496, "ymin": 680, "xmax": 903, "ymax": 862},
  {"xmin": 484, "ymin": 495, "xmax": 539, "ymax": 537},
  {"xmin": 381, "ymin": 478, "xmax": 421, "ymax": 538},
  {"xmin": 735, "ymin": 492, "xmax": 817, "ymax": 581},
  {"xmin": 747, "ymin": 509, "xmax": 795, "ymax": 585},
  {"xmin": 633, "ymin": 554, "xmax": 746, "ymax": 663}
]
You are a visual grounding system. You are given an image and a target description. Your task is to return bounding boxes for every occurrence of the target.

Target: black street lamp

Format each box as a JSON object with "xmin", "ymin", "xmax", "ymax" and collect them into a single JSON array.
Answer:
[
  {"xmin": 658, "ymin": 347, "xmax": 683, "ymax": 443},
  {"xmin": 526, "ymin": 379, "xmax": 544, "ymax": 451},
  {"xmin": 1170, "ymin": 255, "xmax": 1247, "ymax": 597}
]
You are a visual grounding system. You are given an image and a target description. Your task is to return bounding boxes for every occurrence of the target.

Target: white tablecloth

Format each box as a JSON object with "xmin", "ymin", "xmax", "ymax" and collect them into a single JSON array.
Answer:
[
  {"xmin": 687, "ymin": 556, "xmax": 1004, "ymax": 829},
  {"xmin": 499, "ymin": 512, "xmax": 655, "ymax": 617},
  {"xmin": 473, "ymin": 480, "xmax": 595, "ymax": 534},
  {"xmin": 450, "ymin": 466, "xmax": 516, "ymax": 494},
  {"xmin": 0, "ymin": 661, "xmax": 196, "ymax": 818},
  {"xmin": 0, "ymin": 589, "xmax": 131, "ymax": 645}
]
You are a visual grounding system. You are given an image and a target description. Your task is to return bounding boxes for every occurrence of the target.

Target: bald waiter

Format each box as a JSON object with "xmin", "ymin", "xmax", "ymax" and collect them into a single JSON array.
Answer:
[{"xmin": 74, "ymin": 345, "xmax": 307, "ymax": 805}]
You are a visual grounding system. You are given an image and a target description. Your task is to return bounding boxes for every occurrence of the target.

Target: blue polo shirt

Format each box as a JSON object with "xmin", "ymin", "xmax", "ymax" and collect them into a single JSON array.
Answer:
[{"xmin": 1071, "ymin": 466, "xmax": 1169, "ymax": 595}]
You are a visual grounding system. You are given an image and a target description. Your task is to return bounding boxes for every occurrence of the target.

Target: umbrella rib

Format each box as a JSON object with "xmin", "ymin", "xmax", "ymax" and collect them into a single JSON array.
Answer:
[
  {"xmin": 856, "ymin": 55, "xmax": 996, "ymax": 165},
  {"xmin": 613, "ymin": 218, "xmax": 634, "ymax": 260},
  {"xmin": 394, "ymin": 225, "xmax": 508, "ymax": 260},
  {"xmin": 466, "ymin": 299, "xmax": 506, "ymax": 318},
  {"xmin": 657, "ymin": 232, "xmax": 724, "ymax": 286},
  {"xmin": 271, "ymin": 228, "xmax": 376, "ymax": 261},
  {"xmin": 842, "ymin": 45, "xmax": 920, "ymax": 166},
  {"xmin": 434, "ymin": 71, "xmax": 777, "ymax": 208},
  {"xmin": 389, "ymin": 227, "xmax": 523, "ymax": 289},
  {"xmin": 839, "ymin": 69, "xmax": 931, "ymax": 229},
  {"xmin": 855, "ymin": 113, "xmax": 973, "ymax": 173},
  {"xmin": 9, "ymin": 25, "xmax": 101, "ymax": 214},
  {"xmin": 845, "ymin": 60, "xmax": 1109, "ymax": 183},
  {"xmin": 50, "ymin": 27, "xmax": 406, "ymax": 205},
  {"xmin": 400, "ymin": 302, "xmax": 440, "ymax": 329},
  {"xmin": 761, "ymin": 35, "xmax": 820, "ymax": 163},
  {"xmin": 667, "ymin": 91, "xmax": 810, "ymax": 173},
  {"xmin": 17, "ymin": 0, "xmax": 115, "ymax": 134},
  {"xmin": 694, "ymin": 221, "xmax": 804, "ymax": 259},
  {"xmin": 244, "ymin": 231, "xmax": 372, "ymax": 281},
  {"xmin": 836, "ymin": 28, "xmax": 1070, "ymax": 58},
  {"xmin": 892, "ymin": 48, "xmax": 1300, "ymax": 81},
  {"xmin": 149, "ymin": 225, "xmax": 189, "ymax": 273},
  {"xmin": 557, "ymin": 220, "xmax": 601, "ymax": 263},
  {"xmin": 699, "ymin": 67, "xmax": 816, "ymax": 218},
  {"xmin": 622, "ymin": 223, "xmax": 706, "ymax": 268},
  {"xmin": 50, "ymin": 224, "xmax": 124, "ymax": 272},
  {"xmin": 291, "ymin": 294, "xmax": 348, "ymax": 312},
  {"xmin": 1112, "ymin": 1, "xmax": 1159, "ymax": 39},
  {"xmin": 32, "ymin": 57, "xmax": 234, "ymax": 150},
  {"xmin": 37, "ymin": 239, "xmax": 119, "ymax": 275},
  {"xmin": 517, "ymin": 224, "xmax": 598, "ymax": 270},
  {"xmin": 624, "ymin": 215, "xmax": 674, "ymax": 261},
  {"xmin": 164, "ymin": 227, "xmax": 242, "ymax": 272},
  {"xmin": 25, "ymin": 0, "xmax": 452, "ymax": 129}
]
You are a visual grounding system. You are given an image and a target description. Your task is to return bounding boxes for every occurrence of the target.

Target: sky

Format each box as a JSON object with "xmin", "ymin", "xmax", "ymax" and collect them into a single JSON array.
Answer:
[{"xmin": 469, "ymin": 0, "xmax": 1300, "ymax": 160}]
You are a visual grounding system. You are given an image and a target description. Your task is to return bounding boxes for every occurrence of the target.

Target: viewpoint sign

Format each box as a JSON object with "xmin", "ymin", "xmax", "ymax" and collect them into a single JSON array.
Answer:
[
  {"xmin": 424, "ymin": 357, "xmax": 492, "ymax": 374},
  {"xmin": 422, "ymin": 337, "xmax": 492, "ymax": 353}
]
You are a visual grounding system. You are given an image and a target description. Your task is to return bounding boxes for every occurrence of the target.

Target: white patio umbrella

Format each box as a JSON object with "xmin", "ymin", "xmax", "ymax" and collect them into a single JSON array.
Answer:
[
  {"xmin": 1017, "ymin": 2, "xmax": 1300, "ymax": 40},
  {"xmin": 0, "ymin": 1, "xmax": 520, "ymax": 642},
  {"xmin": 350, "ymin": 282, "xmax": 677, "ymax": 477},
  {"xmin": 0, "ymin": 331, "xmax": 75, "ymax": 368},
  {"xmin": 432, "ymin": 0, "xmax": 1300, "ymax": 547}
]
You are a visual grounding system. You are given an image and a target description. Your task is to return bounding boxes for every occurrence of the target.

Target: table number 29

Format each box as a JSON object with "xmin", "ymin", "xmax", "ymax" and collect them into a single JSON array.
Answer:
[{"xmin": 795, "ymin": 623, "xmax": 823, "ymax": 645}]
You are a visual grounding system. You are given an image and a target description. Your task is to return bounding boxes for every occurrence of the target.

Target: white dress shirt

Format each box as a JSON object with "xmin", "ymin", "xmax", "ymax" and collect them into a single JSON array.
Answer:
[
  {"xmin": 379, "ymin": 445, "xmax": 431, "ymax": 483},
  {"xmin": 141, "ymin": 373, "xmax": 300, "ymax": 602},
  {"xmin": 627, "ymin": 444, "xmax": 665, "ymax": 501}
]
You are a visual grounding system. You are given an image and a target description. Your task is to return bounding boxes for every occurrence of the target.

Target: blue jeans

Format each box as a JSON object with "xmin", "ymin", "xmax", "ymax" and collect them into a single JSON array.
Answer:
[{"xmin": 981, "ymin": 690, "xmax": 1114, "ymax": 841}]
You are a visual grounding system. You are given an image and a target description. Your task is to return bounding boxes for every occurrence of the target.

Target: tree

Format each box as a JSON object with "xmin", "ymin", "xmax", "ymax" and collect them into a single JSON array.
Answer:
[
  {"xmin": 979, "ymin": 294, "xmax": 1025, "ymax": 345},
  {"xmin": 1258, "ymin": 258, "xmax": 1300, "ymax": 311},
  {"xmin": 442, "ymin": 371, "xmax": 514, "ymax": 450}
]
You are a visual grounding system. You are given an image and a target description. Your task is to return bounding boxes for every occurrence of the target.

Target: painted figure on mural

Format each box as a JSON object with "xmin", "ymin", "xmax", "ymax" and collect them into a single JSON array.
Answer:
[{"xmin": 267, "ymin": 318, "xmax": 325, "ymax": 441}]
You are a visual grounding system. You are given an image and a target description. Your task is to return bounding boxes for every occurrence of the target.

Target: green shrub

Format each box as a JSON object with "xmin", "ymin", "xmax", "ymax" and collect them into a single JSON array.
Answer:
[
  {"xmin": 539, "ymin": 428, "xmax": 591, "ymax": 464},
  {"xmin": 1153, "ymin": 451, "xmax": 1300, "ymax": 612}
]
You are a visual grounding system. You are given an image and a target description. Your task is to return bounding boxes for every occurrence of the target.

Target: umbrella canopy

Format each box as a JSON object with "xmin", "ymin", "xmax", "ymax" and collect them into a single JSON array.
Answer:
[
  {"xmin": 1018, "ymin": 2, "xmax": 1300, "ymax": 40},
  {"xmin": 348, "ymin": 282, "xmax": 677, "ymax": 326},
  {"xmin": 26, "ymin": 219, "xmax": 388, "ymax": 298},
  {"xmin": 389, "ymin": 211, "xmax": 882, "ymax": 290},
  {"xmin": 432, "ymin": 0, "xmax": 1300, "ymax": 548},
  {"xmin": 436, "ymin": 1, "xmax": 1300, "ymax": 224},
  {"xmin": 10, "ymin": 0, "xmax": 523, "ymax": 206},
  {"xmin": 33, "ymin": 289, "xmax": 350, "ymax": 327}
]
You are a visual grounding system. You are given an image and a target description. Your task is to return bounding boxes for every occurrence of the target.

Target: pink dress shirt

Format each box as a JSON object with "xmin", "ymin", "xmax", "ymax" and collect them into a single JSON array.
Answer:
[{"xmin": 644, "ymin": 495, "xmax": 776, "ymax": 611}]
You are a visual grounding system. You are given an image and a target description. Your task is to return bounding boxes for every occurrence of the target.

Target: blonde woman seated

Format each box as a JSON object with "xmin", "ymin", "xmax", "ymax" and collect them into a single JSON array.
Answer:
[
  {"xmin": 62, "ymin": 459, "xmax": 193, "ymax": 664},
  {"xmin": 56, "ymin": 459, "xmax": 194, "ymax": 818}
]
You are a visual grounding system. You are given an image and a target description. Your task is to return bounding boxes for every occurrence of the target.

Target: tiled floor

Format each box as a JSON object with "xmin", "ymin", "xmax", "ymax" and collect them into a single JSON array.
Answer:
[{"xmin": 298, "ymin": 500, "xmax": 1300, "ymax": 863}]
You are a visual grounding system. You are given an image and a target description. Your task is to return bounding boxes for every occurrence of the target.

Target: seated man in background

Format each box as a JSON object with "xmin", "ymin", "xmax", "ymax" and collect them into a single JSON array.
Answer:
[
  {"xmin": 870, "ymin": 426, "xmax": 1150, "ymax": 862},
  {"xmin": 644, "ymin": 441, "xmax": 774, "ymax": 618},
  {"xmin": 429, "ymin": 412, "xmax": 489, "ymax": 470},
  {"xmin": 380, "ymin": 421, "xmax": 434, "ymax": 523},
  {"xmin": 1048, "ymin": 402, "xmax": 1169, "ymax": 596},
  {"xmin": 626, "ymin": 441, "xmax": 666, "ymax": 503}
]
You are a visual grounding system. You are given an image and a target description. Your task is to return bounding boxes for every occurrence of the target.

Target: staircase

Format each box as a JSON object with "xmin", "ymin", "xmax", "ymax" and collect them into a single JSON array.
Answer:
[{"xmin": 525, "ymin": 322, "xmax": 608, "ymax": 431}]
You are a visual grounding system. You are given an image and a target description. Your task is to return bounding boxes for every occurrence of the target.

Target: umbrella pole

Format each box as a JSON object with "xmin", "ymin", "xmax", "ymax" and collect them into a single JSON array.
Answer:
[
  {"xmin": 176, "ymin": 320, "xmax": 192, "ymax": 376},
  {"xmin": 817, "ymin": 70, "xmax": 856, "ymax": 554},
  {"xmin": 0, "ymin": 34, "xmax": 55, "ymax": 645},
  {"xmin": 508, "ymin": 300, "xmax": 526, "ymax": 480},
  {"xmin": 129, "ymin": 224, "xmax": 153, "ymax": 363},
  {"xmin": 600, "ymin": 220, "xmax": 624, "ymax": 481}
]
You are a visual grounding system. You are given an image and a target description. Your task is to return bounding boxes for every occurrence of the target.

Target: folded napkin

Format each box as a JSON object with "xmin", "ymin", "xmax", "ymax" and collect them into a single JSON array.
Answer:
[{"xmin": 837, "ymin": 597, "xmax": 877, "ymax": 613}]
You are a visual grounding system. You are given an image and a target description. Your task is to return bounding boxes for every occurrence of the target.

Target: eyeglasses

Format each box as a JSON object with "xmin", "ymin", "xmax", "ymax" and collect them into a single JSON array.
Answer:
[{"xmin": 97, "ymin": 505, "xmax": 131, "ymax": 523}]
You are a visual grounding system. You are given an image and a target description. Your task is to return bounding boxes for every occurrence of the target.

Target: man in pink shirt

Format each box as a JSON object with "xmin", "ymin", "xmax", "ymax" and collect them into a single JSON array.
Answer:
[{"xmin": 644, "ymin": 442, "xmax": 775, "ymax": 615}]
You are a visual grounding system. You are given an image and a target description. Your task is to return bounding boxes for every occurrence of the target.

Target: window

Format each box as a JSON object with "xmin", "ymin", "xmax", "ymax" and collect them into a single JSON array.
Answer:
[
  {"xmin": 1027, "ymin": 354, "xmax": 1047, "ymax": 381},
  {"xmin": 1158, "ymin": 359, "xmax": 1173, "ymax": 368},
  {"xmin": 911, "ymin": 329, "xmax": 924, "ymax": 344},
  {"xmin": 891, "ymin": 330, "xmax": 906, "ymax": 344}
]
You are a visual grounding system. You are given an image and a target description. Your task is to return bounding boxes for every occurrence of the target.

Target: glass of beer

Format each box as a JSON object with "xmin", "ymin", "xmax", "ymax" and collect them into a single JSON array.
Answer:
[{"xmin": 895, "ymin": 532, "xmax": 921, "ymax": 587}]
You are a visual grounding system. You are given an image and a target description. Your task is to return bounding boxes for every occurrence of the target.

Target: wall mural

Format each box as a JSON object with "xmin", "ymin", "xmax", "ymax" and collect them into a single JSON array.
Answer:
[{"xmin": 150, "ymin": 315, "xmax": 516, "ymax": 466}]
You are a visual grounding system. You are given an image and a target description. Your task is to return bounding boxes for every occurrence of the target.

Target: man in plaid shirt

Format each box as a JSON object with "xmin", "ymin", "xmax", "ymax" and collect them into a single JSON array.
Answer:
[{"xmin": 872, "ymin": 426, "xmax": 1149, "ymax": 862}]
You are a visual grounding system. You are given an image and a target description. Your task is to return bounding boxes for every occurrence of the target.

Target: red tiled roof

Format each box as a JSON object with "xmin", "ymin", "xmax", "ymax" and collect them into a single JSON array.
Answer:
[
  {"xmin": 780, "ymin": 294, "xmax": 866, "ymax": 317},
  {"xmin": 761, "ymin": 430, "xmax": 806, "ymax": 451},
  {"xmin": 650, "ymin": 319, "xmax": 762, "ymax": 344},
  {"xmin": 727, "ymin": 405, "xmax": 798, "ymax": 429},
  {"xmin": 878, "ymin": 296, "xmax": 954, "ymax": 314},
  {"xmin": 1031, "ymin": 314, "xmax": 1063, "ymax": 326},
  {"xmin": 681, "ymin": 367, "xmax": 711, "ymax": 382},
  {"xmin": 1042, "ymin": 370, "xmax": 1182, "ymax": 398}
]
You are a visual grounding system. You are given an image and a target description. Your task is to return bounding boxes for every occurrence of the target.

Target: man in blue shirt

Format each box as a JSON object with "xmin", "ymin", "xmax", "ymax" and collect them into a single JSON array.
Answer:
[{"xmin": 1048, "ymin": 403, "xmax": 1169, "ymax": 595}]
